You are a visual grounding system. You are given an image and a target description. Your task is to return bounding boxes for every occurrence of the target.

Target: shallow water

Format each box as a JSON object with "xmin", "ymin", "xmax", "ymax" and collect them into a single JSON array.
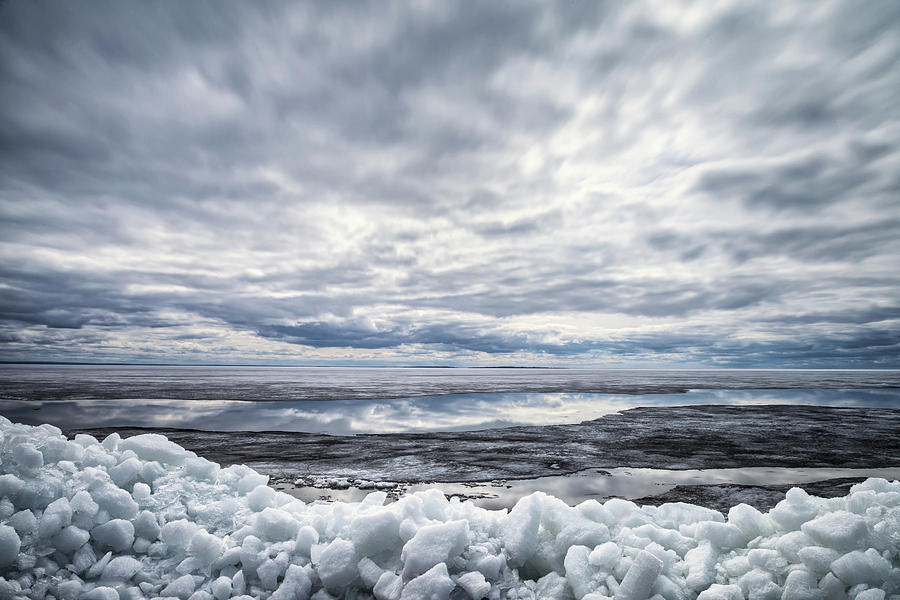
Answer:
[{"xmin": 4, "ymin": 386, "xmax": 900, "ymax": 434}]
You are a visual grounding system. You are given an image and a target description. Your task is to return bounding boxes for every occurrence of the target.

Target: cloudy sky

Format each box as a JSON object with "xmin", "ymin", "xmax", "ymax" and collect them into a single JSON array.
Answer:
[{"xmin": 1, "ymin": 1, "xmax": 898, "ymax": 367}]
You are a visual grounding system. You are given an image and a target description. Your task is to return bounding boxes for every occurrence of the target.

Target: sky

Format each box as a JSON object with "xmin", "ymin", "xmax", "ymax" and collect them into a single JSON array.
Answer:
[{"xmin": 1, "ymin": 0, "xmax": 898, "ymax": 368}]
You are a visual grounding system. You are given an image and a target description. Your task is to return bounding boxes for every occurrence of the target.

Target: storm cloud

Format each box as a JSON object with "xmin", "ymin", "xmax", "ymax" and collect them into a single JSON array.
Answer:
[{"xmin": 1, "ymin": 0, "xmax": 898, "ymax": 367}]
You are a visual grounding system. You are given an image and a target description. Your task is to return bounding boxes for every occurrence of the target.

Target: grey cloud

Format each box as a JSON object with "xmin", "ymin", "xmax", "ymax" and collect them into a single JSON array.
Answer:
[{"xmin": 1, "ymin": 1, "xmax": 898, "ymax": 366}]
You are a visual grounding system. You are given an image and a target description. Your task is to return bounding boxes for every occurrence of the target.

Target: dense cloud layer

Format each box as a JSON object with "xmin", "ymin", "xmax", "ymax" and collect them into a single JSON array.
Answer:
[{"xmin": 1, "ymin": 1, "xmax": 898, "ymax": 366}]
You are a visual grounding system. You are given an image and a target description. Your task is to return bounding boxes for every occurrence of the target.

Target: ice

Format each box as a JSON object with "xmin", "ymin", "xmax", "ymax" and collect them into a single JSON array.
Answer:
[
  {"xmin": 457, "ymin": 570, "xmax": 491, "ymax": 599},
  {"xmin": 614, "ymin": 550, "xmax": 662, "ymax": 600},
  {"xmin": 271, "ymin": 564, "xmax": 312, "ymax": 600},
  {"xmin": 828, "ymin": 549, "xmax": 891, "ymax": 585},
  {"xmin": 3, "ymin": 419, "xmax": 900, "ymax": 600},
  {"xmin": 400, "ymin": 519, "xmax": 468, "ymax": 579},
  {"xmin": 0, "ymin": 525, "xmax": 20, "ymax": 568},
  {"xmin": 589, "ymin": 541, "xmax": 621, "ymax": 570},
  {"xmin": 351, "ymin": 509, "xmax": 401, "ymax": 555},
  {"xmin": 210, "ymin": 575, "xmax": 232, "ymax": 600},
  {"xmin": 796, "ymin": 545, "xmax": 841, "ymax": 573},
  {"xmin": 162, "ymin": 573, "xmax": 197, "ymax": 599},
  {"xmin": 255, "ymin": 507, "xmax": 300, "ymax": 541},
  {"xmin": 780, "ymin": 570, "xmax": 820, "ymax": 600},
  {"xmin": 9, "ymin": 509, "xmax": 36, "ymax": 533},
  {"xmin": 38, "ymin": 497, "xmax": 71, "ymax": 538},
  {"xmin": 296, "ymin": 525, "xmax": 320, "ymax": 556},
  {"xmin": 108, "ymin": 456, "xmax": 143, "ymax": 488},
  {"xmin": 247, "ymin": 483, "xmax": 278, "ymax": 511},
  {"xmin": 101, "ymin": 555, "xmax": 142, "ymax": 580},
  {"xmin": 400, "ymin": 562, "xmax": 455, "ymax": 600},
  {"xmin": 119, "ymin": 433, "xmax": 187, "ymax": 466},
  {"xmin": 92, "ymin": 518, "xmax": 135, "ymax": 551},
  {"xmin": 316, "ymin": 538, "xmax": 358, "ymax": 591},
  {"xmin": 693, "ymin": 521, "xmax": 748, "ymax": 549},
  {"xmin": 696, "ymin": 584, "xmax": 744, "ymax": 600},
  {"xmin": 500, "ymin": 492, "xmax": 542, "ymax": 567},
  {"xmin": 82, "ymin": 586, "xmax": 119, "ymax": 600},
  {"xmin": 162, "ymin": 518, "xmax": 200, "ymax": 552},
  {"xmin": 12, "ymin": 442, "xmax": 43, "ymax": 473},
  {"xmin": 800, "ymin": 512, "xmax": 868, "ymax": 550},
  {"xmin": 374, "ymin": 571, "xmax": 404, "ymax": 600},
  {"xmin": 189, "ymin": 529, "xmax": 225, "ymax": 567},
  {"xmin": 53, "ymin": 524, "xmax": 90, "ymax": 552}
]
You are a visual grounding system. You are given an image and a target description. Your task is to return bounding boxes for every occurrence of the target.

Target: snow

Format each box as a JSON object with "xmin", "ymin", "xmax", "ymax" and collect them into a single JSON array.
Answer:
[{"xmin": 2, "ymin": 417, "xmax": 900, "ymax": 600}]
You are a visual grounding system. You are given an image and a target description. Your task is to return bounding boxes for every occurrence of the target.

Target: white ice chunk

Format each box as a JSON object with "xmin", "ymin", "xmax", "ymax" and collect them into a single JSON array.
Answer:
[
  {"xmin": 400, "ymin": 562, "xmax": 455, "ymax": 600},
  {"xmin": 185, "ymin": 456, "xmax": 218, "ymax": 482},
  {"xmin": 780, "ymin": 570, "xmax": 821, "ymax": 600},
  {"xmin": 82, "ymin": 586, "xmax": 119, "ymax": 600},
  {"xmin": 91, "ymin": 484, "xmax": 139, "ymax": 519},
  {"xmin": 92, "ymin": 518, "xmax": 135, "ymax": 552},
  {"xmin": 132, "ymin": 481, "xmax": 151, "ymax": 502},
  {"xmin": 358, "ymin": 556, "xmax": 385, "ymax": 588},
  {"xmin": 70, "ymin": 489, "xmax": 99, "ymax": 519},
  {"xmin": 770, "ymin": 488, "xmax": 818, "ymax": 531},
  {"xmin": 854, "ymin": 590, "xmax": 885, "ymax": 600},
  {"xmin": 53, "ymin": 525, "xmax": 90, "ymax": 553},
  {"xmin": 189, "ymin": 529, "xmax": 225, "ymax": 567},
  {"xmin": 271, "ymin": 564, "xmax": 312, "ymax": 600},
  {"xmin": 457, "ymin": 571, "xmax": 491, "ymax": 600},
  {"xmin": 210, "ymin": 576, "xmax": 232, "ymax": 600},
  {"xmin": 696, "ymin": 584, "xmax": 744, "ymax": 600},
  {"xmin": 162, "ymin": 573, "xmax": 197, "ymax": 599},
  {"xmin": 500, "ymin": 492, "xmax": 542, "ymax": 567},
  {"xmin": 374, "ymin": 571, "xmax": 404, "ymax": 600},
  {"xmin": 615, "ymin": 549, "xmax": 663, "ymax": 600},
  {"xmin": 564, "ymin": 545, "xmax": 597, "ymax": 600},
  {"xmin": 247, "ymin": 484, "xmax": 277, "ymax": 512},
  {"xmin": 829, "ymin": 549, "xmax": 891, "ymax": 585},
  {"xmin": 55, "ymin": 579, "xmax": 83, "ymax": 600},
  {"xmin": 134, "ymin": 510, "xmax": 161, "ymax": 540},
  {"xmin": 0, "ymin": 525, "xmax": 21, "ymax": 568},
  {"xmin": 254, "ymin": 507, "xmax": 299, "ymax": 541},
  {"xmin": 401, "ymin": 519, "xmax": 469, "ymax": 579},
  {"xmin": 12, "ymin": 443, "xmax": 43, "ymax": 473},
  {"xmin": 728, "ymin": 503, "xmax": 774, "ymax": 540},
  {"xmin": 9, "ymin": 510, "xmax": 37, "ymax": 534},
  {"xmin": 694, "ymin": 521, "xmax": 747, "ymax": 549},
  {"xmin": 0, "ymin": 474, "xmax": 24, "ymax": 498},
  {"xmin": 237, "ymin": 471, "xmax": 269, "ymax": 494},
  {"xmin": 39, "ymin": 497, "xmax": 72, "ymax": 538},
  {"xmin": 797, "ymin": 546, "xmax": 841, "ymax": 574},
  {"xmin": 120, "ymin": 433, "xmax": 187, "ymax": 466},
  {"xmin": 589, "ymin": 541, "xmax": 621, "ymax": 570},
  {"xmin": 295, "ymin": 525, "xmax": 320, "ymax": 557},
  {"xmin": 101, "ymin": 556, "xmax": 142, "ymax": 581},
  {"xmin": 108, "ymin": 457, "xmax": 143, "ymax": 488},
  {"xmin": 317, "ymin": 538, "xmax": 358, "ymax": 592},
  {"xmin": 351, "ymin": 509, "xmax": 401, "ymax": 555},
  {"xmin": 800, "ymin": 511, "xmax": 867, "ymax": 550},
  {"xmin": 161, "ymin": 519, "xmax": 200, "ymax": 552}
]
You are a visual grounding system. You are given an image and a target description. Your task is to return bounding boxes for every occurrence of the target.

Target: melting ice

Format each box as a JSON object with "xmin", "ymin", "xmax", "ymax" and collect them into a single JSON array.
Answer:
[{"xmin": 1, "ymin": 416, "xmax": 899, "ymax": 600}]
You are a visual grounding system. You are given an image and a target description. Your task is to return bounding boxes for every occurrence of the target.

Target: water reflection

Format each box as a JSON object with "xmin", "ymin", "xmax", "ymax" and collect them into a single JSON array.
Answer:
[
  {"xmin": 2, "ymin": 388, "xmax": 898, "ymax": 434},
  {"xmin": 279, "ymin": 466, "xmax": 900, "ymax": 511}
]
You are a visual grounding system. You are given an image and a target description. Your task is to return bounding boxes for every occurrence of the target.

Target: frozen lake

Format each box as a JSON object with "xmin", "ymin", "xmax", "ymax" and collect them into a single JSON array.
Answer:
[
  {"xmin": 2, "ymin": 364, "xmax": 899, "ymax": 434},
  {"xmin": 3, "ymin": 364, "xmax": 899, "ymax": 509}
]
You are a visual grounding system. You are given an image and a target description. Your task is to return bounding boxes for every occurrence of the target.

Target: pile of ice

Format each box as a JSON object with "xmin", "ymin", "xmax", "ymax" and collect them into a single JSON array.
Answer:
[{"xmin": 1, "ymin": 417, "xmax": 898, "ymax": 600}]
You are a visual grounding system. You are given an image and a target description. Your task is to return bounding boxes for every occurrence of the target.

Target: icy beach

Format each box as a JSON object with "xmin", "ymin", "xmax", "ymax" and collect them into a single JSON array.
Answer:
[{"xmin": 2, "ymin": 417, "xmax": 900, "ymax": 600}]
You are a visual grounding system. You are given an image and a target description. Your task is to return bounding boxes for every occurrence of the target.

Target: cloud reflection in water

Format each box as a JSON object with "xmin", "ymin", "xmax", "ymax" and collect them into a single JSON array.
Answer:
[{"xmin": 4, "ymin": 388, "xmax": 898, "ymax": 434}]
